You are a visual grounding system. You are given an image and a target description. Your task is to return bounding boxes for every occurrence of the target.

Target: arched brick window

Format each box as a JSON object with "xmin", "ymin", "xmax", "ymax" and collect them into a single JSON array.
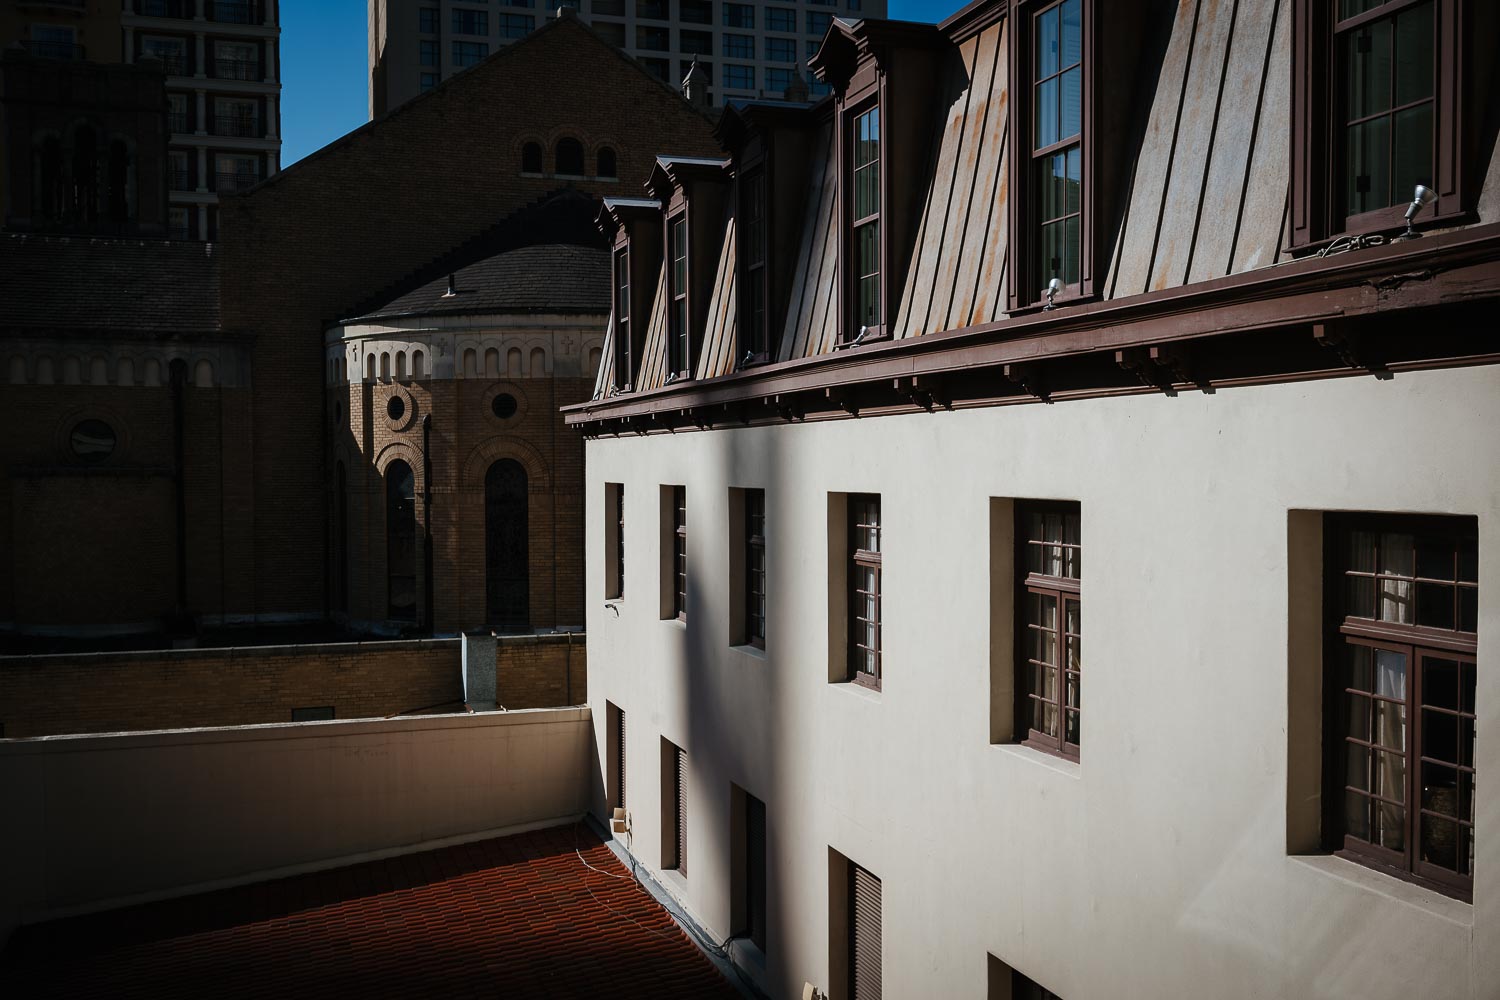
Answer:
[
  {"xmin": 485, "ymin": 459, "xmax": 529, "ymax": 629},
  {"xmin": 597, "ymin": 146, "xmax": 618, "ymax": 179},
  {"xmin": 555, "ymin": 137, "xmax": 584, "ymax": 176},
  {"xmin": 386, "ymin": 460, "xmax": 417, "ymax": 622},
  {"xmin": 522, "ymin": 141, "xmax": 543, "ymax": 173}
]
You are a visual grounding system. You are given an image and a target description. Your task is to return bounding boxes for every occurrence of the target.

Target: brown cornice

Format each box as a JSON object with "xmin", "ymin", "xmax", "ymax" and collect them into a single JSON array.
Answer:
[
  {"xmin": 595, "ymin": 197, "xmax": 661, "ymax": 239},
  {"xmin": 565, "ymin": 223, "xmax": 1500, "ymax": 428},
  {"xmin": 938, "ymin": 0, "xmax": 1007, "ymax": 43},
  {"xmin": 809, "ymin": 18, "xmax": 945, "ymax": 91},
  {"xmin": 645, "ymin": 156, "xmax": 730, "ymax": 202}
]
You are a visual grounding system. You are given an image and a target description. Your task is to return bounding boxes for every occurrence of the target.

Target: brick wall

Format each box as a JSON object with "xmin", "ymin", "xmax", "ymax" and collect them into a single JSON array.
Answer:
[
  {"xmin": 0, "ymin": 634, "xmax": 586, "ymax": 738},
  {"xmin": 218, "ymin": 16, "xmax": 721, "ymax": 627}
]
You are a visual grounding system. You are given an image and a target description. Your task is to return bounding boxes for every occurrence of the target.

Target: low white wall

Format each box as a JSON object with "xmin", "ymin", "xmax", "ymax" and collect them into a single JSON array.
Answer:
[{"xmin": 0, "ymin": 707, "xmax": 592, "ymax": 940}]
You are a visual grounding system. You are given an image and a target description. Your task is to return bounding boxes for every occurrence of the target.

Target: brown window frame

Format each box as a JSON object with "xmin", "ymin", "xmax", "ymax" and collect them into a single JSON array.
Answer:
[
  {"xmin": 1007, "ymin": 0, "xmax": 1096, "ymax": 311},
  {"xmin": 844, "ymin": 99, "xmax": 885, "ymax": 344},
  {"xmin": 672, "ymin": 485, "xmax": 687, "ymax": 621},
  {"xmin": 607, "ymin": 702, "xmax": 627, "ymax": 812},
  {"xmin": 847, "ymin": 494, "xmax": 882, "ymax": 690},
  {"xmin": 746, "ymin": 488, "xmax": 767, "ymax": 649},
  {"xmin": 612, "ymin": 242, "xmax": 632, "ymax": 391},
  {"xmin": 605, "ymin": 482, "xmax": 625, "ymax": 601},
  {"xmin": 738, "ymin": 167, "xmax": 770, "ymax": 366},
  {"xmin": 1323, "ymin": 513, "xmax": 1477, "ymax": 902},
  {"xmin": 667, "ymin": 212, "xmax": 691, "ymax": 378},
  {"xmin": 1290, "ymin": 0, "xmax": 1470, "ymax": 249},
  {"xmin": 1015, "ymin": 500, "xmax": 1081, "ymax": 760}
]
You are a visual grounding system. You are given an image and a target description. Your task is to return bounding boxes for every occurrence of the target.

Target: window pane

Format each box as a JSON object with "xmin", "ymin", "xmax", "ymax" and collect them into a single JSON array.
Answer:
[
  {"xmin": 1393, "ymin": 102, "xmax": 1434, "ymax": 200},
  {"xmin": 1059, "ymin": 66, "xmax": 1082, "ymax": 141},
  {"xmin": 1347, "ymin": 117, "xmax": 1391, "ymax": 215},
  {"xmin": 1035, "ymin": 4, "xmax": 1059, "ymax": 79},
  {"xmin": 1063, "ymin": 215, "xmax": 1080, "ymax": 286},
  {"xmin": 1415, "ymin": 536, "xmax": 1454, "ymax": 580},
  {"xmin": 1346, "ymin": 19, "xmax": 1392, "ymax": 120},
  {"xmin": 1346, "ymin": 740, "xmax": 1370, "ymax": 790},
  {"xmin": 1423, "ymin": 657, "xmax": 1460, "ymax": 711},
  {"xmin": 1416, "ymin": 581, "xmax": 1455, "ymax": 629},
  {"xmin": 1345, "ymin": 791, "xmax": 1371, "ymax": 840},
  {"xmin": 1373, "ymin": 698, "xmax": 1406, "ymax": 752},
  {"xmin": 1064, "ymin": 707, "xmax": 1080, "ymax": 744},
  {"xmin": 1347, "ymin": 644, "xmax": 1372, "ymax": 691},
  {"xmin": 1459, "ymin": 587, "xmax": 1477, "ymax": 632},
  {"xmin": 1371, "ymin": 747, "xmax": 1406, "ymax": 805},
  {"xmin": 1340, "ymin": 0, "xmax": 1383, "ymax": 16},
  {"xmin": 1033, "ymin": 591, "xmax": 1057, "ymax": 630},
  {"xmin": 1393, "ymin": 2, "xmax": 1434, "ymax": 106},
  {"xmin": 1421, "ymin": 814, "xmax": 1464, "ymax": 873},
  {"xmin": 1350, "ymin": 531, "xmax": 1377, "ymax": 572},
  {"xmin": 1035, "ymin": 78, "xmax": 1059, "ymax": 150},
  {"xmin": 1348, "ymin": 575, "xmax": 1375, "ymax": 618},
  {"xmin": 1060, "ymin": 0, "xmax": 1081, "ymax": 67},
  {"xmin": 1041, "ymin": 219, "xmax": 1065, "ymax": 283},
  {"xmin": 1035, "ymin": 699, "xmax": 1058, "ymax": 738},
  {"xmin": 1065, "ymin": 146, "xmax": 1081, "ymax": 214},
  {"xmin": 1373, "ymin": 799, "xmax": 1405, "ymax": 850},
  {"xmin": 1374, "ymin": 648, "xmax": 1407, "ymax": 700},
  {"xmin": 1346, "ymin": 692, "xmax": 1371, "ymax": 743}
]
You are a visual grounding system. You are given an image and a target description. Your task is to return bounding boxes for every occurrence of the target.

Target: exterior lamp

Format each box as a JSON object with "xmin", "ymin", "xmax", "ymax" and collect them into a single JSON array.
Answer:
[
  {"xmin": 1043, "ymin": 277, "xmax": 1064, "ymax": 311},
  {"xmin": 1395, "ymin": 184, "xmax": 1437, "ymax": 240}
]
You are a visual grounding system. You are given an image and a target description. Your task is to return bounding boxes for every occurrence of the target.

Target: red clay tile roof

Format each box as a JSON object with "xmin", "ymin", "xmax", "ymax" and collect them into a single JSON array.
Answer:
[{"xmin": 1, "ymin": 823, "xmax": 738, "ymax": 999}]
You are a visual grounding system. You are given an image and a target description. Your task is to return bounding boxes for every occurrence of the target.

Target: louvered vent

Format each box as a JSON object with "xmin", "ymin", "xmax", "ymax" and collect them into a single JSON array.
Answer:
[
  {"xmin": 674, "ymin": 745, "xmax": 688, "ymax": 874},
  {"xmin": 850, "ymin": 864, "xmax": 882, "ymax": 1000}
]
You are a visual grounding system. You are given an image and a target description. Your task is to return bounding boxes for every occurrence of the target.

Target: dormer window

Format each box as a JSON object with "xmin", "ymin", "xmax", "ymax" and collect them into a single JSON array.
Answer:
[
  {"xmin": 1033, "ymin": 0, "xmax": 1082, "ymax": 290},
  {"xmin": 1291, "ymin": 0, "xmax": 1469, "ymax": 248},
  {"xmin": 849, "ymin": 104, "xmax": 882, "ymax": 337},
  {"xmin": 668, "ymin": 214, "xmax": 690, "ymax": 377},
  {"xmin": 614, "ymin": 245, "xmax": 631, "ymax": 390},
  {"xmin": 739, "ymin": 169, "xmax": 768, "ymax": 364}
]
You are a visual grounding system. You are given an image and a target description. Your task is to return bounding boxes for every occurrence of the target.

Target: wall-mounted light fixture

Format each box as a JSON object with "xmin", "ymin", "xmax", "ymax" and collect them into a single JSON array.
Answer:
[
  {"xmin": 1043, "ymin": 277, "xmax": 1064, "ymax": 311},
  {"xmin": 1394, "ymin": 184, "xmax": 1437, "ymax": 241}
]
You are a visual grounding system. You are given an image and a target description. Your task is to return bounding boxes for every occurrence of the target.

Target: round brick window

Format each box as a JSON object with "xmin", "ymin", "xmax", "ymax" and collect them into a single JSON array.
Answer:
[
  {"xmin": 70, "ymin": 419, "xmax": 116, "ymax": 464},
  {"xmin": 491, "ymin": 393, "xmax": 518, "ymax": 419},
  {"xmin": 387, "ymin": 396, "xmax": 406, "ymax": 422}
]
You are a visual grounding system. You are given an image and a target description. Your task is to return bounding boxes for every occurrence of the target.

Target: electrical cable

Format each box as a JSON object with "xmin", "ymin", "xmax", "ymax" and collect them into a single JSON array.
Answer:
[{"xmin": 571, "ymin": 823, "xmax": 766, "ymax": 997}]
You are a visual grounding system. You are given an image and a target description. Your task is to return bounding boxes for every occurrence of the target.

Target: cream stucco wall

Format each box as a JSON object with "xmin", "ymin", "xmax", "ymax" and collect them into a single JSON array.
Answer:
[
  {"xmin": 584, "ymin": 364, "xmax": 1500, "ymax": 1000},
  {"xmin": 0, "ymin": 708, "xmax": 592, "ymax": 941}
]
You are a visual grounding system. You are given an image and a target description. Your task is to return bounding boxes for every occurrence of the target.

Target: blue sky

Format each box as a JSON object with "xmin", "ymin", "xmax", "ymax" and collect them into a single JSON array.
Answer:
[{"xmin": 282, "ymin": 0, "xmax": 959, "ymax": 166}]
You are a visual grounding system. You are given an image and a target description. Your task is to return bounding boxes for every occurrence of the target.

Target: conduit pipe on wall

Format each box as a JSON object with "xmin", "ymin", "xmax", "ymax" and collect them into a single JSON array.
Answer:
[
  {"xmin": 422, "ymin": 413, "xmax": 434, "ymax": 635},
  {"xmin": 168, "ymin": 359, "xmax": 191, "ymax": 636}
]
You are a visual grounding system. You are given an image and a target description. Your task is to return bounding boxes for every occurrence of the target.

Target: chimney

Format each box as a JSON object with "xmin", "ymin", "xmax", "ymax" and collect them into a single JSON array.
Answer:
[
  {"xmin": 443, "ymin": 272, "xmax": 458, "ymax": 297},
  {"xmin": 553, "ymin": 2, "xmax": 577, "ymax": 18},
  {"xmin": 681, "ymin": 59, "xmax": 709, "ymax": 110},
  {"xmin": 785, "ymin": 70, "xmax": 809, "ymax": 103}
]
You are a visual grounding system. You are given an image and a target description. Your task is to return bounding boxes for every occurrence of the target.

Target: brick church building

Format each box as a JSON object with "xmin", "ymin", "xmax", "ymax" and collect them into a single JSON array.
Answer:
[{"xmin": 0, "ymin": 13, "xmax": 720, "ymax": 642}]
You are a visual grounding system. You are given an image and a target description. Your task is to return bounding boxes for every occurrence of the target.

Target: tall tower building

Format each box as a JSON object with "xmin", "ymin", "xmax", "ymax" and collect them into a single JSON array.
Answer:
[
  {"xmin": 0, "ymin": 0, "xmax": 281, "ymax": 241},
  {"xmin": 368, "ymin": 0, "xmax": 883, "ymax": 119},
  {"xmin": 121, "ymin": 1, "xmax": 282, "ymax": 240}
]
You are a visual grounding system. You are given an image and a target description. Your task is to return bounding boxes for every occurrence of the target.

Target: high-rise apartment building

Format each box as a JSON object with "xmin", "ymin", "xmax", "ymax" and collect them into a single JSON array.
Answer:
[
  {"xmin": 368, "ymin": 0, "xmax": 882, "ymax": 119},
  {"xmin": 121, "ymin": 1, "xmax": 282, "ymax": 240},
  {"xmin": 0, "ymin": 1, "xmax": 281, "ymax": 242}
]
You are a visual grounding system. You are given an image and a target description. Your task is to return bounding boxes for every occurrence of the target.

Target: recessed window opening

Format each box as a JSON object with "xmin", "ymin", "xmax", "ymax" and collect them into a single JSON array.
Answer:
[
  {"xmin": 1326, "ymin": 513, "xmax": 1476, "ymax": 900},
  {"xmin": 385, "ymin": 460, "xmax": 417, "ymax": 621},
  {"xmin": 1016, "ymin": 501, "xmax": 1081, "ymax": 759},
  {"xmin": 556, "ymin": 137, "xmax": 584, "ymax": 176},
  {"xmin": 522, "ymin": 141, "xmax": 543, "ymax": 173},
  {"xmin": 848, "ymin": 495, "xmax": 882, "ymax": 688},
  {"xmin": 386, "ymin": 395, "xmax": 405, "ymax": 421},
  {"xmin": 597, "ymin": 146, "xmax": 618, "ymax": 178},
  {"xmin": 613, "ymin": 246, "xmax": 631, "ymax": 390},
  {"xmin": 491, "ymin": 392, "xmax": 518, "ymax": 419},
  {"xmin": 740, "ymin": 169, "xmax": 767, "ymax": 363}
]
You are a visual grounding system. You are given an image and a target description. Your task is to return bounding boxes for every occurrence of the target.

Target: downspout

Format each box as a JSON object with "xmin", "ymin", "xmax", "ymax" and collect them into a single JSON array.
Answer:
[
  {"xmin": 169, "ymin": 359, "xmax": 190, "ymax": 635},
  {"xmin": 423, "ymin": 412, "xmax": 434, "ymax": 636}
]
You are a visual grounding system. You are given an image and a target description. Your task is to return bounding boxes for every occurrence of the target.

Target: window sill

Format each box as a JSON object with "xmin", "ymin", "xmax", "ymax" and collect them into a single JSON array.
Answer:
[
  {"xmin": 661, "ymin": 617, "xmax": 687, "ymax": 630},
  {"xmin": 1287, "ymin": 855, "xmax": 1473, "ymax": 925},
  {"xmin": 829, "ymin": 678, "xmax": 881, "ymax": 702},
  {"xmin": 990, "ymin": 742, "xmax": 1081, "ymax": 778},
  {"xmin": 730, "ymin": 642, "xmax": 766, "ymax": 661}
]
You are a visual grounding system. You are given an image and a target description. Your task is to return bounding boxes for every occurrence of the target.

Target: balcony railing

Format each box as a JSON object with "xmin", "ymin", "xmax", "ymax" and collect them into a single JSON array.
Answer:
[
  {"xmin": 214, "ymin": 58, "xmax": 259, "ymax": 81},
  {"xmin": 139, "ymin": 52, "xmax": 188, "ymax": 75},
  {"xmin": 167, "ymin": 111, "xmax": 190, "ymax": 133},
  {"xmin": 20, "ymin": 0, "xmax": 88, "ymax": 10},
  {"xmin": 21, "ymin": 40, "xmax": 84, "ymax": 60},
  {"xmin": 216, "ymin": 171, "xmax": 259, "ymax": 193},
  {"xmin": 136, "ymin": 0, "xmax": 193, "ymax": 17},
  {"xmin": 166, "ymin": 224, "xmax": 193, "ymax": 241},
  {"xmin": 168, "ymin": 168, "xmax": 194, "ymax": 191},
  {"xmin": 211, "ymin": 1, "xmax": 262, "ymax": 24},
  {"xmin": 213, "ymin": 114, "xmax": 261, "ymax": 138}
]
